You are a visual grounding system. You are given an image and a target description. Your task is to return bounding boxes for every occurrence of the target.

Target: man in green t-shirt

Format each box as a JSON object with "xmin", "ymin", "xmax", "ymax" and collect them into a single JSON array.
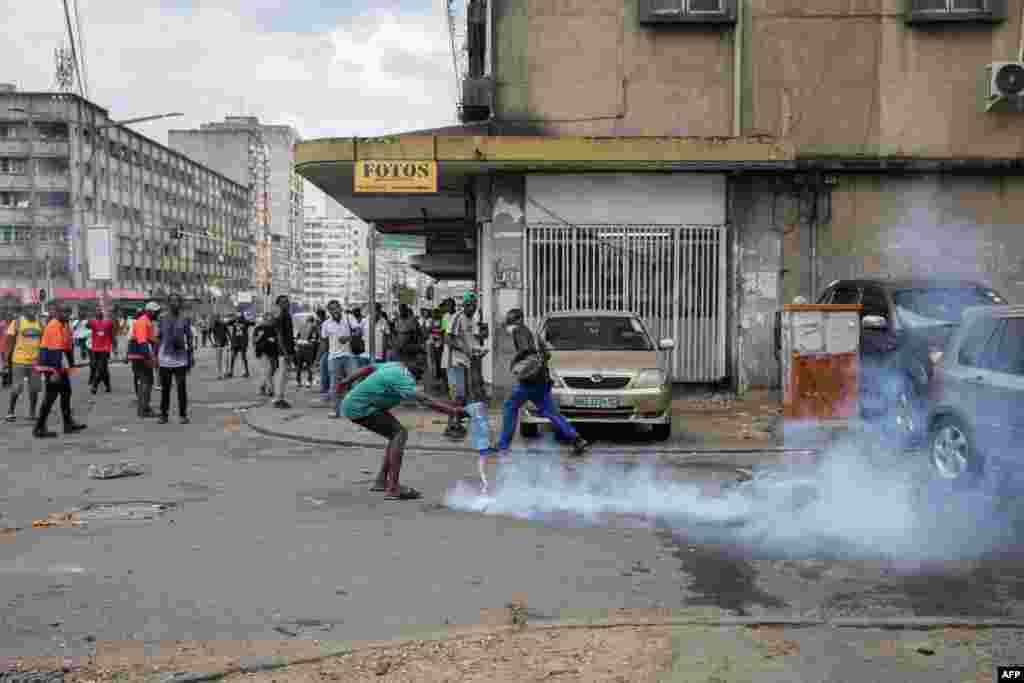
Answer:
[{"xmin": 336, "ymin": 361, "xmax": 466, "ymax": 500}]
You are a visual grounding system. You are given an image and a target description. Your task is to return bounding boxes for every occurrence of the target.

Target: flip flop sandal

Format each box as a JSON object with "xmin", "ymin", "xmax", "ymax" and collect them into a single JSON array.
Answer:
[{"xmin": 384, "ymin": 486, "xmax": 422, "ymax": 500}]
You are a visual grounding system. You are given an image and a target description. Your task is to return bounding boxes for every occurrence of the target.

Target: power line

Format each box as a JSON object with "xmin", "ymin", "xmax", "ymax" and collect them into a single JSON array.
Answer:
[
  {"xmin": 61, "ymin": 0, "xmax": 85, "ymax": 98},
  {"xmin": 71, "ymin": 0, "xmax": 89, "ymax": 99}
]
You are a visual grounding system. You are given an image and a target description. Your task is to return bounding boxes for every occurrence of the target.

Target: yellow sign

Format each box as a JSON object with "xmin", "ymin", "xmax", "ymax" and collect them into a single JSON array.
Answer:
[{"xmin": 354, "ymin": 160, "xmax": 437, "ymax": 193}]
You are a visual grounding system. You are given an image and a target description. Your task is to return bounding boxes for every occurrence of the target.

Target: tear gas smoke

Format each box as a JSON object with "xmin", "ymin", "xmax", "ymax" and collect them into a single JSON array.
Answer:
[{"xmin": 445, "ymin": 431, "xmax": 1023, "ymax": 563}]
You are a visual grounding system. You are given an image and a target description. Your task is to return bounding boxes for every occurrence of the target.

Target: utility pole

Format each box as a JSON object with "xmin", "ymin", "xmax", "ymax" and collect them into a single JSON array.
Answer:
[{"xmin": 367, "ymin": 223, "xmax": 376, "ymax": 360}]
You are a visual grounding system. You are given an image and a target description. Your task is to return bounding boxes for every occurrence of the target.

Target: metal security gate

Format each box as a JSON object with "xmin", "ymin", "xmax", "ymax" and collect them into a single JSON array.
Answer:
[{"xmin": 524, "ymin": 223, "xmax": 728, "ymax": 382}]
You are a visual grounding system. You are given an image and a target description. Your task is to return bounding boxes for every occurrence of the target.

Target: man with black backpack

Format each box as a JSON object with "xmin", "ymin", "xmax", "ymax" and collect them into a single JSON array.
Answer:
[{"xmin": 495, "ymin": 308, "xmax": 590, "ymax": 456}]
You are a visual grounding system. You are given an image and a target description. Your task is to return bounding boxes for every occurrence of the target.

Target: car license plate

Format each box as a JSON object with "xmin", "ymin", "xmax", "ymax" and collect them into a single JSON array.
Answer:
[{"xmin": 575, "ymin": 396, "xmax": 619, "ymax": 409}]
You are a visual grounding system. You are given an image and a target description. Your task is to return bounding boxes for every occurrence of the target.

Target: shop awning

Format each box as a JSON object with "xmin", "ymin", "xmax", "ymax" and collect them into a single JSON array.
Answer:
[{"xmin": 294, "ymin": 135, "xmax": 793, "ymax": 229}]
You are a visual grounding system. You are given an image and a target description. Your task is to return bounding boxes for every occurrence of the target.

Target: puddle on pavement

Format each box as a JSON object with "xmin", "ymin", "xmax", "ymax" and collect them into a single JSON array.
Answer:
[{"xmin": 657, "ymin": 529, "xmax": 789, "ymax": 616}]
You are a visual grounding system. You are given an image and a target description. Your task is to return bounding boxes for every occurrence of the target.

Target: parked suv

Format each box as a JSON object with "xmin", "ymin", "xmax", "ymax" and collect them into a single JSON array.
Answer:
[
  {"xmin": 816, "ymin": 278, "xmax": 1008, "ymax": 440},
  {"xmin": 927, "ymin": 305, "xmax": 1024, "ymax": 487}
]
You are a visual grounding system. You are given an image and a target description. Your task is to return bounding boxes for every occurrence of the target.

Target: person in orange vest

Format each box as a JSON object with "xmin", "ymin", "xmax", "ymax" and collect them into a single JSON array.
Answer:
[
  {"xmin": 33, "ymin": 302, "xmax": 86, "ymax": 438},
  {"xmin": 127, "ymin": 302, "xmax": 161, "ymax": 418}
]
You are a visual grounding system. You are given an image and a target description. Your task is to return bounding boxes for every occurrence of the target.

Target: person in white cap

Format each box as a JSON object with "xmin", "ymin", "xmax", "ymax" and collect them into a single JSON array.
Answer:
[{"xmin": 127, "ymin": 302, "xmax": 161, "ymax": 418}]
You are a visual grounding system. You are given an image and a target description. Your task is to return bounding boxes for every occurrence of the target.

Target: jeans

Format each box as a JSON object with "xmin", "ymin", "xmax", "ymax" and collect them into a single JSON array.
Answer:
[
  {"xmin": 330, "ymin": 354, "xmax": 359, "ymax": 416},
  {"xmin": 90, "ymin": 351, "xmax": 111, "ymax": 391},
  {"xmin": 497, "ymin": 382, "xmax": 578, "ymax": 450},
  {"xmin": 37, "ymin": 373, "xmax": 73, "ymax": 431},
  {"xmin": 274, "ymin": 355, "xmax": 291, "ymax": 401},
  {"xmin": 446, "ymin": 366, "xmax": 467, "ymax": 402},
  {"xmin": 159, "ymin": 366, "xmax": 189, "ymax": 418}
]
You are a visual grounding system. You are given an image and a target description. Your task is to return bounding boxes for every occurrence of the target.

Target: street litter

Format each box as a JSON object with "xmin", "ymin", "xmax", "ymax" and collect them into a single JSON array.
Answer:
[
  {"xmin": 32, "ymin": 512, "xmax": 84, "ymax": 528},
  {"xmin": 87, "ymin": 462, "xmax": 147, "ymax": 479}
]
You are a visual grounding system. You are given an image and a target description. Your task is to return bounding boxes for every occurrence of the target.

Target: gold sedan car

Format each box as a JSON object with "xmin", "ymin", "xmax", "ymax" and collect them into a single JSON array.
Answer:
[{"xmin": 520, "ymin": 311, "xmax": 675, "ymax": 441}]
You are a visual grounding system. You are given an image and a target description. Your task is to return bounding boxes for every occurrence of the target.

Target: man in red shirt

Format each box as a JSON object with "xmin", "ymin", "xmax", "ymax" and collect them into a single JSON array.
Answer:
[{"xmin": 87, "ymin": 308, "xmax": 116, "ymax": 394}]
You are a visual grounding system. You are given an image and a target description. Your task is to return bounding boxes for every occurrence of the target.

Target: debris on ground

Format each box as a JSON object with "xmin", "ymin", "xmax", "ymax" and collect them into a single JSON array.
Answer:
[
  {"xmin": 87, "ymin": 462, "xmax": 147, "ymax": 480},
  {"xmin": 31, "ymin": 513, "xmax": 83, "ymax": 529}
]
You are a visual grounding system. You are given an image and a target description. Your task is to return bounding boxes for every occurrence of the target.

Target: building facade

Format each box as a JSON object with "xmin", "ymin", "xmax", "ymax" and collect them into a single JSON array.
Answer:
[
  {"xmin": 298, "ymin": 0, "xmax": 1024, "ymax": 394},
  {"xmin": 302, "ymin": 205, "xmax": 368, "ymax": 308},
  {"xmin": 170, "ymin": 116, "xmax": 303, "ymax": 304},
  {"xmin": 0, "ymin": 85, "xmax": 252, "ymax": 303}
]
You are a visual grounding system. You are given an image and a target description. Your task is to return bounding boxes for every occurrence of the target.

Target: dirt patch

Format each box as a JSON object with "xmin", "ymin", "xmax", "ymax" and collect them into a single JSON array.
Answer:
[
  {"xmin": 47, "ymin": 626, "xmax": 680, "ymax": 683},
  {"xmin": 744, "ymin": 625, "xmax": 801, "ymax": 658},
  {"xmin": 671, "ymin": 390, "xmax": 782, "ymax": 445},
  {"xmin": 219, "ymin": 626, "xmax": 678, "ymax": 683}
]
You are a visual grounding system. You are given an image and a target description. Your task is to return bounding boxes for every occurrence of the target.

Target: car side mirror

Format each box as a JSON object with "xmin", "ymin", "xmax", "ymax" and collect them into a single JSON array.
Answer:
[
  {"xmin": 658, "ymin": 338, "xmax": 675, "ymax": 350},
  {"xmin": 862, "ymin": 315, "xmax": 887, "ymax": 330}
]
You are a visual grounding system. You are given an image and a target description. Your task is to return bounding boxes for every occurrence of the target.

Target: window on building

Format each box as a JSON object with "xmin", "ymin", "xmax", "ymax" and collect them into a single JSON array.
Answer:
[
  {"xmin": 907, "ymin": 0, "xmax": 1004, "ymax": 22},
  {"xmin": 37, "ymin": 158, "xmax": 70, "ymax": 176},
  {"xmin": 35, "ymin": 191, "xmax": 70, "ymax": 208},
  {"xmin": 35, "ymin": 122, "xmax": 69, "ymax": 141},
  {"xmin": 0, "ymin": 157, "xmax": 28, "ymax": 174}
]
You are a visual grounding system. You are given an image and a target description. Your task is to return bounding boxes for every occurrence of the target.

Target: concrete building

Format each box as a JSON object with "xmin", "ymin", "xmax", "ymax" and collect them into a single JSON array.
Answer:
[
  {"xmin": 0, "ymin": 85, "xmax": 252, "ymax": 303},
  {"xmin": 297, "ymin": 0, "xmax": 1024, "ymax": 395},
  {"xmin": 301, "ymin": 203, "xmax": 367, "ymax": 308},
  {"xmin": 170, "ymin": 116, "xmax": 303, "ymax": 303}
]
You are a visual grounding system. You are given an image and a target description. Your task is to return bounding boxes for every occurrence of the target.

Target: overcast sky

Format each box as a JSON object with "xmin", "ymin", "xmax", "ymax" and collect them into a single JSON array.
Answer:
[{"xmin": 3, "ymin": 0, "xmax": 462, "ymax": 206}]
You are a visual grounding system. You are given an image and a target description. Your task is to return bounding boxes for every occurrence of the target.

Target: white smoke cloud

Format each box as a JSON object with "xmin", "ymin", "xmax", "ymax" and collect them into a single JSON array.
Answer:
[{"xmin": 446, "ymin": 430, "xmax": 1022, "ymax": 564}]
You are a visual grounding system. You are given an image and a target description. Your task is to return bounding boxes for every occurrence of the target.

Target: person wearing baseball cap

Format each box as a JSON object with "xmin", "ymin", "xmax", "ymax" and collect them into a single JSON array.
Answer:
[{"xmin": 127, "ymin": 302, "xmax": 161, "ymax": 418}]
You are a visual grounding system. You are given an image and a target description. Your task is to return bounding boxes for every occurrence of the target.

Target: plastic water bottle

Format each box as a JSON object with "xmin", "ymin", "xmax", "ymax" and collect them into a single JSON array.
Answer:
[{"xmin": 466, "ymin": 402, "xmax": 491, "ymax": 453}]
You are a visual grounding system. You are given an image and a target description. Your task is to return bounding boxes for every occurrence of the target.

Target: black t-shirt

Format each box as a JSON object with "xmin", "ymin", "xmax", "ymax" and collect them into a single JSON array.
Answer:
[
  {"xmin": 253, "ymin": 323, "xmax": 279, "ymax": 357},
  {"xmin": 276, "ymin": 313, "xmax": 295, "ymax": 356},
  {"xmin": 211, "ymin": 319, "xmax": 229, "ymax": 347},
  {"xmin": 228, "ymin": 320, "xmax": 252, "ymax": 349}
]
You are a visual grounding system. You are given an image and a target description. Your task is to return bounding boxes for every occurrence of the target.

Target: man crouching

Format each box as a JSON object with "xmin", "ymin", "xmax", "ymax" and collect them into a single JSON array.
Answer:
[{"xmin": 336, "ymin": 361, "xmax": 467, "ymax": 500}]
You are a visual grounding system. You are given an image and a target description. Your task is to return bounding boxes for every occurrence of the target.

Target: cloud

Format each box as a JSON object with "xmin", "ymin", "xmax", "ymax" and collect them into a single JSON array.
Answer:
[{"xmin": 1, "ymin": 0, "xmax": 459, "ymax": 147}]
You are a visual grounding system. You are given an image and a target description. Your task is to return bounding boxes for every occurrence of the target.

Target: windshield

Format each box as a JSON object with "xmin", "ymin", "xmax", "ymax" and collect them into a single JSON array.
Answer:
[
  {"xmin": 543, "ymin": 316, "xmax": 654, "ymax": 351},
  {"xmin": 893, "ymin": 287, "xmax": 1007, "ymax": 325}
]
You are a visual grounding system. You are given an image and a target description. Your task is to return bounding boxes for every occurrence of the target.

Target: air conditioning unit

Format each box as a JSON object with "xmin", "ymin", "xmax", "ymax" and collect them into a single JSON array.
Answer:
[
  {"xmin": 984, "ymin": 62, "xmax": 1024, "ymax": 112},
  {"xmin": 459, "ymin": 77, "xmax": 493, "ymax": 123}
]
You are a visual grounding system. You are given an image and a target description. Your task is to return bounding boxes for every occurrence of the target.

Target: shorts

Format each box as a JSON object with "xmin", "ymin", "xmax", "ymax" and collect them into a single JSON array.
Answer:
[
  {"xmin": 10, "ymin": 364, "xmax": 41, "ymax": 393},
  {"xmin": 350, "ymin": 410, "xmax": 404, "ymax": 439}
]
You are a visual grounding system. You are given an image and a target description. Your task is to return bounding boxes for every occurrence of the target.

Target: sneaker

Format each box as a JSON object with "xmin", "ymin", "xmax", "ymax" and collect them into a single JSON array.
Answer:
[
  {"xmin": 34, "ymin": 428, "xmax": 57, "ymax": 439},
  {"xmin": 64, "ymin": 422, "xmax": 87, "ymax": 434},
  {"xmin": 243, "ymin": 373, "xmax": 250, "ymax": 378},
  {"xmin": 4, "ymin": 414, "xmax": 15, "ymax": 423},
  {"xmin": 90, "ymin": 386, "xmax": 98, "ymax": 395},
  {"xmin": 180, "ymin": 416, "xmax": 190, "ymax": 425},
  {"xmin": 157, "ymin": 415, "xmax": 169, "ymax": 424},
  {"xmin": 273, "ymin": 399, "xmax": 291, "ymax": 409}
]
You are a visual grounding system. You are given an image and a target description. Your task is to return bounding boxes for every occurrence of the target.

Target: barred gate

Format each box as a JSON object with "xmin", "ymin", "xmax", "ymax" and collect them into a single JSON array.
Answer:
[{"xmin": 523, "ymin": 223, "xmax": 728, "ymax": 382}]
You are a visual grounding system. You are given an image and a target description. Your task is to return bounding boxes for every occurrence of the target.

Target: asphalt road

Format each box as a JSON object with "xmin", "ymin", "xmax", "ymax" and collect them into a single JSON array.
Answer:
[{"xmin": 2, "ymin": 351, "xmax": 1024, "ymax": 660}]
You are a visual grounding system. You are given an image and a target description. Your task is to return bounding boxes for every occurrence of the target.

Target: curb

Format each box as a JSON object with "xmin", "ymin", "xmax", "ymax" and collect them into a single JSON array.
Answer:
[
  {"xmin": 241, "ymin": 409, "xmax": 820, "ymax": 458},
  {"xmin": 49, "ymin": 615, "xmax": 1024, "ymax": 682}
]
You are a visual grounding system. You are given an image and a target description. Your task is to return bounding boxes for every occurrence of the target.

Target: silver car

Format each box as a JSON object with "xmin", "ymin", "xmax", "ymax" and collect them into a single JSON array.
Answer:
[{"xmin": 927, "ymin": 304, "xmax": 1024, "ymax": 487}]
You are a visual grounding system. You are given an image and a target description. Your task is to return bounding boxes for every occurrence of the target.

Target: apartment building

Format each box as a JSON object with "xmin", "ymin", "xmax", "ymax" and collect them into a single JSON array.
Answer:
[
  {"xmin": 170, "ymin": 116, "xmax": 303, "ymax": 303},
  {"xmin": 298, "ymin": 0, "xmax": 1024, "ymax": 394},
  {"xmin": 302, "ymin": 207, "xmax": 367, "ymax": 308},
  {"xmin": 0, "ymin": 85, "xmax": 252, "ymax": 301}
]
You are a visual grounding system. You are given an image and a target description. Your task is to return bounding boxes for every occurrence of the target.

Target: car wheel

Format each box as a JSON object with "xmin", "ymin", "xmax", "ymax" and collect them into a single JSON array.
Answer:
[
  {"xmin": 929, "ymin": 415, "xmax": 983, "ymax": 482},
  {"xmin": 520, "ymin": 423, "xmax": 540, "ymax": 439},
  {"xmin": 650, "ymin": 423, "xmax": 671, "ymax": 441}
]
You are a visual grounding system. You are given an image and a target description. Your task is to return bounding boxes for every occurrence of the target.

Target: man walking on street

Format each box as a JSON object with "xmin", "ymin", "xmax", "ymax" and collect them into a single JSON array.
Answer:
[
  {"xmin": 5, "ymin": 305, "xmax": 43, "ymax": 422},
  {"xmin": 253, "ymin": 312, "xmax": 279, "ymax": 397},
  {"xmin": 127, "ymin": 302, "xmax": 160, "ymax": 418},
  {"xmin": 335, "ymin": 361, "xmax": 467, "ymax": 500},
  {"xmin": 272, "ymin": 295, "xmax": 295, "ymax": 409},
  {"xmin": 34, "ymin": 303, "xmax": 86, "ymax": 438},
  {"xmin": 157, "ymin": 293, "xmax": 193, "ymax": 424},
  {"xmin": 496, "ymin": 308, "xmax": 590, "ymax": 456},
  {"xmin": 87, "ymin": 308, "xmax": 116, "ymax": 394},
  {"xmin": 211, "ymin": 314, "xmax": 229, "ymax": 379},
  {"xmin": 444, "ymin": 293, "xmax": 485, "ymax": 439},
  {"xmin": 225, "ymin": 313, "xmax": 253, "ymax": 378}
]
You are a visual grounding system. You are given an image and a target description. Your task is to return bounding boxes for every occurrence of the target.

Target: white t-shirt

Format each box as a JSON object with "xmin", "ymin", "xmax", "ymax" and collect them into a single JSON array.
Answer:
[{"xmin": 321, "ymin": 317, "xmax": 352, "ymax": 359}]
